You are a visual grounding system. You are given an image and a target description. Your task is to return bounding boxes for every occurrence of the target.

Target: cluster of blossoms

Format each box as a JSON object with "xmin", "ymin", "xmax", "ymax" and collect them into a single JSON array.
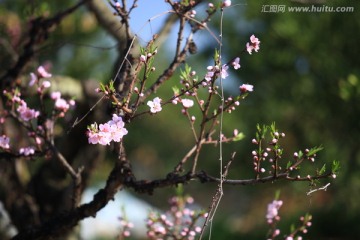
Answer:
[
  {"xmin": 246, "ymin": 34, "xmax": 261, "ymax": 55},
  {"xmin": 146, "ymin": 196, "xmax": 206, "ymax": 240},
  {"xmin": 266, "ymin": 199, "xmax": 283, "ymax": 239},
  {"xmin": 171, "ymin": 98, "xmax": 194, "ymax": 109},
  {"xmin": 0, "ymin": 65, "xmax": 77, "ymax": 156},
  {"xmin": 3, "ymin": 65, "xmax": 76, "ymax": 122},
  {"xmin": 266, "ymin": 199, "xmax": 312, "ymax": 240},
  {"xmin": 19, "ymin": 146, "xmax": 36, "ymax": 156},
  {"xmin": 204, "ymin": 57, "xmax": 240, "ymax": 83},
  {"xmin": 139, "ymin": 48, "xmax": 158, "ymax": 64},
  {"xmin": 251, "ymin": 129, "xmax": 286, "ymax": 174},
  {"xmin": 51, "ymin": 91, "xmax": 75, "ymax": 116},
  {"xmin": 266, "ymin": 200, "xmax": 283, "ymax": 224},
  {"xmin": 118, "ymin": 217, "xmax": 134, "ymax": 238},
  {"xmin": 145, "ymin": 35, "xmax": 259, "ymax": 116},
  {"xmin": 31, "ymin": 66, "xmax": 75, "ymax": 116},
  {"xmin": 87, "ymin": 114, "xmax": 128, "ymax": 145},
  {"xmin": 147, "ymin": 97, "xmax": 196, "ymax": 115},
  {"xmin": 29, "ymin": 65, "xmax": 52, "ymax": 92},
  {"xmin": 17, "ymin": 100, "xmax": 40, "ymax": 122},
  {"xmin": 3, "ymin": 90, "xmax": 40, "ymax": 122}
]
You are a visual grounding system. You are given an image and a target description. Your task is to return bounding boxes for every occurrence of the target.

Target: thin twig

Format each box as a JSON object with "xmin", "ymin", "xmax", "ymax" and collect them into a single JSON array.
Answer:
[{"xmin": 306, "ymin": 183, "xmax": 331, "ymax": 196}]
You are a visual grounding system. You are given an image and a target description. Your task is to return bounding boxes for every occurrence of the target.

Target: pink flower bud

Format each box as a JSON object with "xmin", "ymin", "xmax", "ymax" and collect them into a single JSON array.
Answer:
[
  {"xmin": 140, "ymin": 55, "xmax": 147, "ymax": 62},
  {"xmin": 42, "ymin": 81, "xmax": 51, "ymax": 88},
  {"xmin": 222, "ymin": 0, "xmax": 231, "ymax": 7},
  {"xmin": 233, "ymin": 129, "xmax": 238, "ymax": 136},
  {"xmin": 37, "ymin": 66, "xmax": 52, "ymax": 78}
]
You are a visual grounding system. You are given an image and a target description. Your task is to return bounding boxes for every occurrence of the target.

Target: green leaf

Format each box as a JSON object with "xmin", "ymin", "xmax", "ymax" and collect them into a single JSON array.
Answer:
[
  {"xmin": 332, "ymin": 160, "xmax": 341, "ymax": 173},
  {"xmin": 318, "ymin": 164, "xmax": 326, "ymax": 175},
  {"xmin": 270, "ymin": 122, "xmax": 277, "ymax": 133},
  {"xmin": 109, "ymin": 80, "xmax": 115, "ymax": 92},
  {"xmin": 175, "ymin": 184, "xmax": 184, "ymax": 196},
  {"xmin": 286, "ymin": 161, "xmax": 292, "ymax": 169},
  {"xmin": 214, "ymin": 48, "xmax": 220, "ymax": 63},
  {"xmin": 180, "ymin": 64, "xmax": 191, "ymax": 81},
  {"xmin": 233, "ymin": 132, "xmax": 245, "ymax": 141},
  {"xmin": 181, "ymin": 0, "xmax": 189, "ymax": 6},
  {"xmin": 307, "ymin": 145, "xmax": 324, "ymax": 156},
  {"xmin": 274, "ymin": 190, "xmax": 281, "ymax": 200},
  {"xmin": 99, "ymin": 82, "xmax": 106, "ymax": 92},
  {"xmin": 185, "ymin": 63, "xmax": 191, "ymax": 74},
  {"xmin": 298, "ymin": 150, "xmax": 303, "ymax": 159},
  {"xmin": 261, "ymin": 124, "xmax": 268, "ymax": 138},
  {"xmin": 290, "ymin": 223, "xmax": 295, "ymax": 233},
  {"xmin": 305, "ymin": 213, "xmax": 312, "ymax": 221},
  {"xmin": 172, "ymin": 86, "xmax": 180, "ymax": 95}
]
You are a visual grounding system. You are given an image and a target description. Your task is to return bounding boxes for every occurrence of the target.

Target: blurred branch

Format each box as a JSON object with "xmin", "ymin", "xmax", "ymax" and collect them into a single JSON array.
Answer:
[
  {"xmin": 0, "ymin": 0, "xmax": 89, "ymax": 90},
  {"xmin": 47, "ymin": 142, "xmax": 84, "ymax": 208},
  {"xmin": 10, "ymin": 140, "xmax": 333, "ymax": 240},
  {"xmin": 12, "ymin": 144, "xmax": 130, "ymax": 240},
  {"xmin": 124, "ymin": 169, "xmax": 333, "ymax": 195},
  {"xmin": 86, "ymin": 0, "xmax": 128, "ymax": 43}
]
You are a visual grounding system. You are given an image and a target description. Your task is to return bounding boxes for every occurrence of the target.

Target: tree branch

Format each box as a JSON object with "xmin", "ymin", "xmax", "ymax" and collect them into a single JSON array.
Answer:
[{"xmin": 0, "ymin": 0, "xmax": 88, "ymax": 89}]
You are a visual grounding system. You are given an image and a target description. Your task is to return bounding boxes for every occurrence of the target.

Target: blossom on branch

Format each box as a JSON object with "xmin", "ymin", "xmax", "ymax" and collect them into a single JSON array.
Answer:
[
  {"xmin": 239, "ymin": 84, "xmax": 254, "ymax": 93},
  {"xmin": 51, "ymin": 91, "xmax": 75, "ymax": 114},
  {"xmin": 87, "ymin": 114, "xmax": 128, "ymax": 145},
  {"xmin": 222, "ymin": 0, "xmax": 231, "ymax": 8},
  {"xmin": 205, "ymin": 66, "xmax": 215, "ymax": 81},
  {"xmin": 0, "ymin": 135, "xmax": 10, "ymax": 149},
  {"xmin": 232, "ymin": 57, "xmax": 241, "ymax": 70},
  {"xmin": 29, "ymin": 73, "xmax": 37, "ymax": 86},
  {"xmin": 205, "ymin": 64, "xmax": 230, "ymax": 82},
  {"xmin": 147, "ymin": 97, "xmax": 162, "ymax": 113},
  {"xmin": 17, "ymin": 101, "xmax": 40, "ymax": 121},
  {"xmin": 37, "ymin": 66, "xmax": 52, "ymax": 78},
  {"xmin": 19, "ymin": 147, "xmax": 35, "ymax": 156},
  {"xmin": 246, "ymin": 34, "xmax": 260, "ymax": 54},
  {"xmin": 181, "ymin": 99, "xmax": 194, "ymax": 108},
  {"xmin": 220, "ymin": 65, "xmax": 229, "ymax": 79},
  {"xmin": 266, "ymin": 200, "xmax": 283, "ymax": 224},
  {"xmin": 29, "ymin": 65, "xmax": 52, "ymax": 86},
  {"xmin": 140, "ymin": 55, "xmax": 147, "ymax": 62}
]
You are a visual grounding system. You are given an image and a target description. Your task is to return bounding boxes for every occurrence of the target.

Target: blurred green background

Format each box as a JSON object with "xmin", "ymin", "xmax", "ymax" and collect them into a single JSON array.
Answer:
[{"xmin": 1, "ymin": 0, "xmax": 359, "ymax": 239}]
